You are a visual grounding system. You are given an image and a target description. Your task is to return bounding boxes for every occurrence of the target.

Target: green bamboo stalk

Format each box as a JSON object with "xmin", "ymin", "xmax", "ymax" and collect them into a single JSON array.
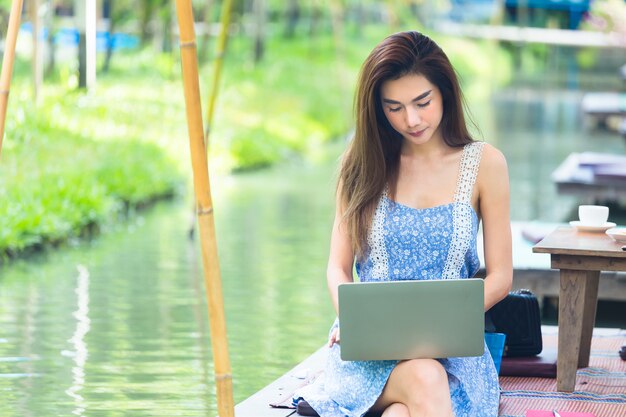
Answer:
[{"xmin": 204, "ymin": 0, "xmax": 233, "ymax": 143}]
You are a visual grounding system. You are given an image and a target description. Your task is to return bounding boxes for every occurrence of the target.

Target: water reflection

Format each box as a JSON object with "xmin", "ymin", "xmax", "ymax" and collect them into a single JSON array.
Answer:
[
  {"xmin": 0, "ymin": 157, "xmax": 338, "ymax": 415},
  {"xmin": 480, "ymin": 88, "xmax": 624, "ymax": 222},
  {"xmin": 62, "ymin": 265, "xmax": 90, "ymax": 416}
]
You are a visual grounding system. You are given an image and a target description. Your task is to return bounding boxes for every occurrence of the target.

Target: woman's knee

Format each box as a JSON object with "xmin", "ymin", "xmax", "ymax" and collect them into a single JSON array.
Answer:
[
  {"xmin": 375, "ymin": 359, "xmax": 451, "ymax": 413},
  {"xmin": 401, "ymin": 359, "xmax": 449, "ymax": 389},
  {"xmin": 381, "ymin": 402, "xmax": 410, "ymax": 417}
]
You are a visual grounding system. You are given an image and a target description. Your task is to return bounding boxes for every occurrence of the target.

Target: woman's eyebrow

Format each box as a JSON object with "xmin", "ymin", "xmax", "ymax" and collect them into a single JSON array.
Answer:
[{"xmin": 382, "ymin": 90, "xmax": 432, "ymax": 104}]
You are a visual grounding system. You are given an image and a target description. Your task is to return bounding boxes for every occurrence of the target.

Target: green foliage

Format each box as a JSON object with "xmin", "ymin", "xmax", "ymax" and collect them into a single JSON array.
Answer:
[
  {"xmin": 108, "ymin": 0, "xmax": 136, "ymax": 22},
  {"xmin": 0, "ymin": 80, "xmax": 182, "ymax": 259},
  {"xmin": 576, "ymin": 48, "xmax": 599, "ymax": 70},
  {"xmin": 437, "ymin": 36, "xmax": 513, "ymax": 87},
  {"xmin": 96, "ymin": 140, "xmax": 179, "ymax": 204},
  {"xmin": 207, "ymin": 32, "xmax": 360, "ymax": 170}
]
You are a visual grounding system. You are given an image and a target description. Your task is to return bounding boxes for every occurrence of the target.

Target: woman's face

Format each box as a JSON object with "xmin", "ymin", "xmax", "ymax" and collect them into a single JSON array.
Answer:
[{"xmin": 380, "ymin": 73, "xmax": 444, "ymax": 147}]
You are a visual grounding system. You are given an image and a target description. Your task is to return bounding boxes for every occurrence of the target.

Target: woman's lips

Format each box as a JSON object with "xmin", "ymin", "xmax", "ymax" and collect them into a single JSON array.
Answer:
[{"xmin": 408, "ymin": 128, "xmax": 427, "ymax": 137}]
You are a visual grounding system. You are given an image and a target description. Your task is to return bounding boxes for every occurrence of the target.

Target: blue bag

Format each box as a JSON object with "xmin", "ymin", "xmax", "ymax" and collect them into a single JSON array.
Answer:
[{"xmin": 484, "ymin": 332, "xmax": 506, "ymax": 374}]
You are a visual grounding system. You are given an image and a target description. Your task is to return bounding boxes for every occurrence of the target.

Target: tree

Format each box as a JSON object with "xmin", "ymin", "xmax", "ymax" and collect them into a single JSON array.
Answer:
[
  {"xmin": 197, "ymin": 0, "xmax": 214, "ymax": 64},
  {"xmin": 252, "ymin": 0, "xmax": 265, "ymax": 63},
  {"xmin": 75, "ymin": 0, "xmax": 97, "ymax": 89},
  {"xmin": 30, "ymin": 0, "xmax": 43, "ymax": 102},
  {"xmin": 44, "ymin": 0, "xmax": 57, "ymax": 77},
  {"xmin": 309, "ymin": 0, "xmax": 322, "ymax": 37},
  {"xmin": 0, "ymin": 0, "xmax": 12, "ymax": 41},
  {"xmin": 102, "ymin": 0, "xmax": 135, "ymax": 72},
  {"xmin": 139, "ymin": 0, "xmax": 159, "ymax": 45},
  {"xmin": 284, "ymin": 0, "xmax": 299, "ymax": 38},
  {"xmin": 158, "ymin": 0, "xmax": 174, "ymax": 52},
  {"xmin": 102, "ymin": 0, "xmax": 116, "ymax": 72}
]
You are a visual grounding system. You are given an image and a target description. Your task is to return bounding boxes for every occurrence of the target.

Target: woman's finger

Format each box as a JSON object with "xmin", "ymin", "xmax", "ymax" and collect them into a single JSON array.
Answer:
[{"xmin": 328, "ymin": 328, "xmax": 341, "ymax": 347}]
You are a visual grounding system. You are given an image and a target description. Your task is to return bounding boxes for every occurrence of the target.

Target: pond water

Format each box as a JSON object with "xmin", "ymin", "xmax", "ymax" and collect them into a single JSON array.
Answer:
[{"xmin": 1, "ymin": 86, "xmax": 625, "ymax": 415}]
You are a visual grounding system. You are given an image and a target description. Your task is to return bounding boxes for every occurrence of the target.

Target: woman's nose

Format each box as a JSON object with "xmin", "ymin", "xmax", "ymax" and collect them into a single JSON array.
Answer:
[{"xmin": 406, "ymin": 108, "xmax": 421, "ymax": 127}]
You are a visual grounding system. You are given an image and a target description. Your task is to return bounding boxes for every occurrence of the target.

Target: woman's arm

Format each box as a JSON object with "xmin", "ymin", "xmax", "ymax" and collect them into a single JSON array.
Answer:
[
  {"xmin": 326, "ymin": 192, "xmax": 356, "ymax": 346},
  {"xmin": 477, "ymin": 143, "xmax": 513, "ymax": 311},
  {"xmin": 327, "ymin": 197, "xmax": 356, "ymax": 316}
]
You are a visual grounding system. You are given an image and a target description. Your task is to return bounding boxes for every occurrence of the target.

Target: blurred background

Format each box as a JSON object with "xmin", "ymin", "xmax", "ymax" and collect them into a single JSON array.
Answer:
[{"xmin": 0, "ymin": 1, "xmax": 625, "ymax": 416}]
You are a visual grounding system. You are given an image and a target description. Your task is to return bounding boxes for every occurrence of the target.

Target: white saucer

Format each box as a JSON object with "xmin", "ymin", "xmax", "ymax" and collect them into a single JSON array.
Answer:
[
  {"xmin": 569, "ymin": 221, "xmax": 616, "ymax": 233},
  {"xmin": 606, "ymin": 227, "xmax": 626, "ymax": 243}
]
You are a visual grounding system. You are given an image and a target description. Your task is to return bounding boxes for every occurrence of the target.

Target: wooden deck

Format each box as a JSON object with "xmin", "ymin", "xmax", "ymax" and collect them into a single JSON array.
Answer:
[
  {"xmin": 235, "ymin": 327, "xmax": 626, "ymax": 417},
  {"xmin": 551, "ymin": 152, "xmax": 626, "ymax": 203},
  {"xmin": 581, "ymin": 92, "xmax": 626, "ymax": 118},
  {"xmin": 235, "ymin": 347, "xmax": 326, "ymax": 417},
  {"xmin": 433, "ymin": 21, "xmax": 626, "ymax": 49}
]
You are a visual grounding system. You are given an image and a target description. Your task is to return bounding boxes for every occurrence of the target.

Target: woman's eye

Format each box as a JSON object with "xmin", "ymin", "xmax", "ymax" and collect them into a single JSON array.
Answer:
[
  {"xmin": 388, "ymin": 107, "xmax": 402, "ymax": 113},
  {"xmin": 417, "ymin": 100, "xmax": 431, "ymax": 108}
]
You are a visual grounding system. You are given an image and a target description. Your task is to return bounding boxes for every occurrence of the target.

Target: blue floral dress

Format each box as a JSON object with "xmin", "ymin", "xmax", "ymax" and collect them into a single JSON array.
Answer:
[{"xmin": 294, "ymin": 142, "xmax": 500, "ymax": 417}]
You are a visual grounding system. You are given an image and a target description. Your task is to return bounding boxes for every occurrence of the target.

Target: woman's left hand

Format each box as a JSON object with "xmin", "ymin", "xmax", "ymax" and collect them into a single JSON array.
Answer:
[{"xmin": 328, "ymin": 327, "xmax": 341, "ymax": 347}]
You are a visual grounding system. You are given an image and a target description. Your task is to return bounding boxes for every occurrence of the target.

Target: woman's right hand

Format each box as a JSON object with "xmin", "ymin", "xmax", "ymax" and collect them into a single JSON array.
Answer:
[{"xmin": 328, "ymin": 327, "xmax": 340, "ymax": 347}]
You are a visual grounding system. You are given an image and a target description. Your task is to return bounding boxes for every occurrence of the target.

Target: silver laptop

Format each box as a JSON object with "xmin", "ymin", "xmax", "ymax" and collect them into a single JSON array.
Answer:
[{"xmin": 338, "ymin": 279, "xmax": 485, "ymax": 361}]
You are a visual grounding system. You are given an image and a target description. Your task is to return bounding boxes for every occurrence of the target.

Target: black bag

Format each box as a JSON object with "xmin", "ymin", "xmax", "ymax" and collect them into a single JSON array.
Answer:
[
  {"xmin": 297, "ymin": 400, "xmax": 320, "ymax": 417},
  {"xmin": 485, "ymin": 289, "xmax": 542, "ymax": 357}
]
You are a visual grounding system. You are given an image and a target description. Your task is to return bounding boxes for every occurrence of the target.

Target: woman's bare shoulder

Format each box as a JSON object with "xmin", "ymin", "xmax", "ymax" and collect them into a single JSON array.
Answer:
[
  {"xmin": 476, "ymin": 142, "xmax": 509, "ymax": 196},
  {"xmin": 478, "ymin": 142, "xmax": 508, "ymax": 174}
]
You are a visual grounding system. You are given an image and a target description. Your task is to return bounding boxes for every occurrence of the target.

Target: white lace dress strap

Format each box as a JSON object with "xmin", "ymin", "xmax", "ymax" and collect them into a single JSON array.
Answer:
[
  {"xmin": 367, "ymin": 187, "xmax": 390, "ymax": 280},
  {"xmin": 442, "ymin": 142, "xmax": 485, "ymax": 279},
  {"xmin": 453, "ymin": 141, "xmax": 485, "ymax": 204}
]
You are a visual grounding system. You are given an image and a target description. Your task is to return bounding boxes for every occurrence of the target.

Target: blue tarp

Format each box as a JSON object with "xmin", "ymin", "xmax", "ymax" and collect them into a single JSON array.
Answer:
[
  {"xmin": 449, "ymin": 0, "xmax": 499, "ymax": 22},
  {"xmin": 448, "ymin": 0, "xmax": 592, "ymax": 28},
  {"xmin": 20, "ymin": 23, "xmax": 139, "ymax": 51},
  {"xmin": 504, "ymin": 0, "xmax": 591, "ymax": 29}
]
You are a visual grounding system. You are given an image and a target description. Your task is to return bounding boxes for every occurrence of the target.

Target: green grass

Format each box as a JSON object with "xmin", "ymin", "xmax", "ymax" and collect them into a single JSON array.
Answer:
[{"xmin": 0, "ymin": 79, "xmax": 183, "ymax": 259}]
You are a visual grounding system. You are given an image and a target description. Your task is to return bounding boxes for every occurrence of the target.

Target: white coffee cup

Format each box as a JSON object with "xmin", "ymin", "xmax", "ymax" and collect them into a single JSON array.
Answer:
[{"xmin": 578, "ymin": 205, "xmax": 609, "ymax": 226}]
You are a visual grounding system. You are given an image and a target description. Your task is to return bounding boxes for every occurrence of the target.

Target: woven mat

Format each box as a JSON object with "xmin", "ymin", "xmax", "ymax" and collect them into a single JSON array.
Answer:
[{"xmin": 498, "ymin": 330, "xmax": 626, "ymax": 417}]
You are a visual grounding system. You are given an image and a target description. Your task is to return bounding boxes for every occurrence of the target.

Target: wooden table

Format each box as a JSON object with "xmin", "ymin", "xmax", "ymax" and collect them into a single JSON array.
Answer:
[{"xmin": 533, "ymin": 227, "xmax": 626, "ymax": 392}]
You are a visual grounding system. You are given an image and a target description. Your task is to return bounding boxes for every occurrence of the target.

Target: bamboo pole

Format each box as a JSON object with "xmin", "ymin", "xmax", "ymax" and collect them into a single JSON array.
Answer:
[
  {"xmin": 204, "ymin": 0, "xmax": 233, "ymax": 143},
  {"xmin": 0, "ymin": 0, "xmax": 25, "ymax": 159},
  {"xmin": 174, "ymin": 2, "xmax": 235, "ymax": 417}
]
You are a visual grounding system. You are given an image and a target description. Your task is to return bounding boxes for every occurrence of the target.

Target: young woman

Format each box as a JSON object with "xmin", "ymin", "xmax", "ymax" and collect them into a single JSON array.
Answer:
[{"xmin": 295, "ymin": 31, "xmax": 512, "ymax": 417}]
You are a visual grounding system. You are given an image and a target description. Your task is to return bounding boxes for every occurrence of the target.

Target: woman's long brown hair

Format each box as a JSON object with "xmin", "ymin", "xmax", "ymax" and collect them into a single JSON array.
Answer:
[{"xmin": 339, "ymin": 31, "xmax": 475, "ymax": 259}]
